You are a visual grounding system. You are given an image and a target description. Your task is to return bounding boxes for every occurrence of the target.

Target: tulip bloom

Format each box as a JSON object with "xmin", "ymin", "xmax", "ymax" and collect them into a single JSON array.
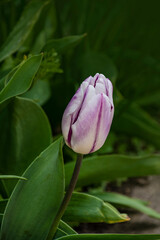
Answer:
[{"xmin": 62, "ymin": 73, "xmax": 114, "ymax": 154}]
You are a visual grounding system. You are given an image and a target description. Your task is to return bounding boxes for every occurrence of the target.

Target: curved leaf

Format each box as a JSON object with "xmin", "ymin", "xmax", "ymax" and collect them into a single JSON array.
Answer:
[
  {"xmin": 63, "ymin": 192, "xmax": 129, "ymax": 224},
  {"xmin": 92, "ymin": 192, "xmax": 160, "ymax": 220},
  {"xmin": 65, "ymin": 154, "xmax": 160, "ymax": 187},
  {"xmin": 0, "ymin": 175, "xmax": 26, "ymax": 180},
  {"xmin": 22, "ymin": 79, "xmax": 51, "ymax": 105},
  {"xmin": 0, "ymin": 137, "xmax": 65, "ymax": 240},
  {"xmin": 0, "ymin": 54, "xmax": 42, "ymax": 104},
  {"xmin": 0, "ymin": 97, "xmax": 52, "ymax": 194}
]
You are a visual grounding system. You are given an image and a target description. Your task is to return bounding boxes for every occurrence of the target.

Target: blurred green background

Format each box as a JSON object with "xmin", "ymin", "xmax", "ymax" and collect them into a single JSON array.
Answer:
[
  {"xmin": 0, "ymin": 0, "xmax": 160, "ymax": 156},
  {"xmin": 0, "ymin": 0, "xmax": 160, "ymax": 236}
]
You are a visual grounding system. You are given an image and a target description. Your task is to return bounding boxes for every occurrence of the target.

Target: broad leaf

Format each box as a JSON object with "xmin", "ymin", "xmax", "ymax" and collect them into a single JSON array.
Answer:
[
  {"xmin": 0, "ymin": 97, "xmax": 52, "ymax": 193},
  {"xmin": 0, "ymin": 137, "xmax": 64, "ymax": 240},
  {"xmin": 22, "ymin": 79, "xmax": 51, "ymax": 105},
  {"xmin": 65, "ymin": 154, "xmax": 160, "ymax": 187},
  {"xmin": 0, "ymin": 54, "xmax": 42, "ymax": 104},
  {"xmin": 63, "ymin": 192, "xmax": 129, "ymax": 224}
]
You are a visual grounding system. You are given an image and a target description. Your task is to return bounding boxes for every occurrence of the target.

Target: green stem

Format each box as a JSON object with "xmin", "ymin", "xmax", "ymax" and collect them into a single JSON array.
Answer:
[{"xmin": 46, "ymin": 154, "xmax": 83, "ymax": 240}]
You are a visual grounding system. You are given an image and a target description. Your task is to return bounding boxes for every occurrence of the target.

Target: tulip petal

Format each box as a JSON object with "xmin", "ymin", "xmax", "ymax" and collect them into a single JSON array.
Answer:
[
  {"xmin": 95, "ymin": 82, "xmax": 106, "ymax": 95},
  {"xmin": 61, "ymin": 73, "xmax": 114, "ymax": 154},
  {"xmin": 90, "ymin": 73, "xmax": 100, "ymax": 86},
  {"xmin": 62, "ymin": 78, "xmax": 94, "ymax": 145},
  {"xmin": 71, "ymin": 94, "xmax": 102, "ymax": 154},
  {"xmin": 90, "ymin": 94, "xmax": 114, "ymax": 152}
]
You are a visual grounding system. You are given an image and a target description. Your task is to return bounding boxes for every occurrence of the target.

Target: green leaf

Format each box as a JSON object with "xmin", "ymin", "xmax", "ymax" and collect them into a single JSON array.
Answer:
[
  {"xmin": 0, "ymin": 97, "xmax": 52, "ymax": 193},
  {"xmin": 54, "ymin": 221, "xmax": 77, "ymax": 239},
  {"xmin": 80, "ymin": 51, "xmax": 118, "ymax": 83},
  {"xmin": 0, "ymin": 175, "xmax": 26, "ymax": 180},
  {"xmin": 0, "ymin": 54, "xmax": 42, "ymax": 104},
  {"xmin": 42, "ymin": 34, "xmax": 86, "ymax": 53},
  {"xmin": 0, "ymin": 200, "xmax": 7, "ymax": 219},
  {"xmin": 0, "ymin": 1, "xmax": 48, "ymax": 62},
  {"xmin": 65, "ymin": 154, "xmax": 160, "ymax": 187},
  {"xmin": 113, "ymin": 103, "xmax": 160, "ymax": 148},
  {"xmin": 54, "ymin": 228, "xmax": 68, "ymax": 239},
  {"xmin": 53, "ymin": 233, "xmax": 160, "ymax": 240},
  {"xmin": 58, "ymin": 221, "xmax": 77, "ymax": 235},
  {"xmin": 22, "ymin": 79, "xmax": 51, "ymax": 105},
  {"xmin": 0, "ymin": 199, "xmax": 8, "ymax": 213},
  {"xmin": 0, "ymin": 137, "xmax": 65, "ymax": 240},
  {"xmin": 92, "ymin": 191, "xmax": 160, "ymax": 220},
  {"xmin": 0, "ymin": 214, "xmax": 3, "ymax": 227},
  {"xmin": 63, "ymin": 192, "xmax": 129, "ymax": 224}
]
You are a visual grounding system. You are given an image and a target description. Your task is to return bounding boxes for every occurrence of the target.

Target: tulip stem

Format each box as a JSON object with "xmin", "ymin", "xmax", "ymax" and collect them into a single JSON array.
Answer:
[{"xmin": 46, "ymin": 153, "xmax": 83, "ymax": 240}]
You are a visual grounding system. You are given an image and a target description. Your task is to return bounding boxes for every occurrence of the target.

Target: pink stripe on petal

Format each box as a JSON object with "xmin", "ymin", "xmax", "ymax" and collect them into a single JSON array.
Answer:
[
  {"xmin": 71, "ymin": 94, "xmax": 102, "ymax": 154},
  {"xmin": 90, "ymin": 94, "xmax": 114, "ymax": 152}
]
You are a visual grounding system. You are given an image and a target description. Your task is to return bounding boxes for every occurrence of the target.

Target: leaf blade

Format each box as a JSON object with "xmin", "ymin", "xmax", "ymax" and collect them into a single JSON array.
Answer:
[
  {"xmin": 65, "ymin": 154, "xmax": 160, "ymax": 187},
  {"xmin": 92, "ymin": 192, "xmax": 160, "ymax": 220},
  {"xmin": 0, "ymin": 137, "xmax": 65, "ymax": 240},
  {"xmin": 0, "ymin": 54, "xmax": 42, "ymax": 104},
  {"xmin": 55, "ymin": 234, "xmax": 160, "ymax": 240},
  {"xmin": 0, "ymin": 1, "xmax": 48, "ymax": 62},
  {"xmin": 63, "ymin": 192, "xmax": 129, "ymax": 224}
]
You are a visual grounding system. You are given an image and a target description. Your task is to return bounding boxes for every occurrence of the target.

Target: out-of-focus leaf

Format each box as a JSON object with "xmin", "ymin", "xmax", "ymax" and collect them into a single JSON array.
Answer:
[
  {"xmin": 63, "ymin": 192, "xmax": 129, "ymax": 224},
  {"xmin": 0, "ymin": 137, "xmax": 64, "ymax": 240},
  {"xmin": 0, "ymin": 97, "xmax": 52, "ymax": 193},
  {"xmin": 42, "ymin": 34, "xmax": 86, "ymax": 53},
  {"xmin": 65, "ymin": 154, "xmax": 160, "ymax": 188},
  {"xmin": 0, "ymin": 55, "xmax": 42, "ymax": 104},
  {"xmin": 113, "ymin": 104, "xmax": 160, "ymax": 148},
  {"xmin": 0, "ymin": 1, "xmax": 49, "ymax": 62},
  {"xmin": 54, "ymin": 228, "xmax": 67, "ymax": 239},
  {"xmin": 0, "ymin": 214, "xmax": 3, "ymax": 226},
  {"xmin": 54, "ymin": 233, "xmax": 160, "ymax": 240},
  {"xmin": 58, "ymin": 221, "xmax": 77, "ymax": 235},
  {"xmin": 0, "ymin": 199, "xmax": 7, "ymax": 215},
  {"xmin": 21, "ymin": 79, "xmax": 51, "ymax": 105},
  {"xmin": 92, "ymin": 191, "xmax": 160, "ymax": 220},
  {"xmin": 0, "ymin": 69, "xmax": 11, "ymax": 91},
  {"xmin": 80, "ymin": 51, "xmax": 117, "ymax": 83},
  {"xmin": 0, "ymin": 175, "xmax": 26, "ymax": 180},
  {"xmin": 54, "ymin": 221, "xmax": 77, "ymax": 239}
]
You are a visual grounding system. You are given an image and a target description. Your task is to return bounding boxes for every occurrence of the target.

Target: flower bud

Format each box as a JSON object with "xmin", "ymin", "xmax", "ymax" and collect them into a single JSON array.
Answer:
[{"xmin": 62, "ymin": 73, "xmax": 114, "ymax": 154}]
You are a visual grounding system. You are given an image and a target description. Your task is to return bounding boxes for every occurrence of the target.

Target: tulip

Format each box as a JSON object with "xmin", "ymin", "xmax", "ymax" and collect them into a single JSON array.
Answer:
[{"xmin": 62, "ymin": 73, "xmax": 114, "ymax": 154}]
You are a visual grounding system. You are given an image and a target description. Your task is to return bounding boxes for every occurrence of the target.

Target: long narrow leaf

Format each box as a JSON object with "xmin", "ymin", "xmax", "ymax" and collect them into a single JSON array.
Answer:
[
  {"xmin": 65, "ymin": 154, "xmax": 160, "ymax": 187},
  {"xmin": 92, "ymin": 192, "xmax": 160, "ymax": 220},
  {"xmin": 57, "ymin": 234, "xmax": 160, "ymax": 240},
  {"xmin": 0, "ymin": 1, "xmax": 48, "ymax": 62}
]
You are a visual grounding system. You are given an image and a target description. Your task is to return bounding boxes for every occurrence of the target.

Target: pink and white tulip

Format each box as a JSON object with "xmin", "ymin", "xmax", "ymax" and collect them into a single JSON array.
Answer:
[{"xmin": 62, "ymin": 73, "xmax": 114, "ymax": 154}]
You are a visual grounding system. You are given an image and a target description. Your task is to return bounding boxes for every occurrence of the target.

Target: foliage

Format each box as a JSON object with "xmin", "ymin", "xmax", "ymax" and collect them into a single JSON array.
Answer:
[{"xmin": 0, "ymin": 0, "xmax": 160, "ymax": 239}]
